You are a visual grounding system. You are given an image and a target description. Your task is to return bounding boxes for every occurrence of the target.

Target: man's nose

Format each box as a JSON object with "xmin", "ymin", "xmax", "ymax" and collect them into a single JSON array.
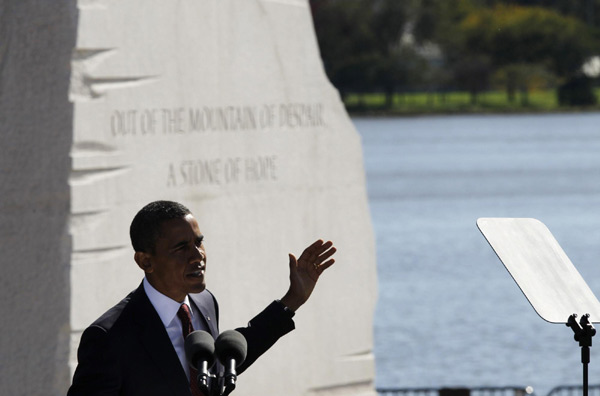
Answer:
[{"xmin": 191, "ymin": 245, "xmax": 205, "ymax": 262}]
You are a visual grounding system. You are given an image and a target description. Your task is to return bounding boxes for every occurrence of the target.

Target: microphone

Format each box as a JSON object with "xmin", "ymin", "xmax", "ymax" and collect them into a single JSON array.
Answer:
[
  {"xmin": 184, "ymin": 330, "xmax": 216, "ymax": 395},
  {"xmin": 214, "ymin": 330, "xmax": 247, "ymax": 396}
]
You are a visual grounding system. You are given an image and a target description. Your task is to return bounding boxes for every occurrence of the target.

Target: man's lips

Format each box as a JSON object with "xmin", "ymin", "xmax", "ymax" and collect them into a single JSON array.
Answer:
[{"xmin": 186, "ymin": 267, "xmax": 205, "ymax": 278}]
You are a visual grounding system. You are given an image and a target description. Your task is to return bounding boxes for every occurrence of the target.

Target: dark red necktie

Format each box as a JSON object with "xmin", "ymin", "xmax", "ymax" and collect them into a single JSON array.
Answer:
[{"xmin": 177, "ymin": 303, "xmax": 203, "ymax": 396}]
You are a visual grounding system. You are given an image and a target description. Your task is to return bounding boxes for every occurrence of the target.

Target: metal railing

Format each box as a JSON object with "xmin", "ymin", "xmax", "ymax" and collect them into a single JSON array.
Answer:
[
  {"xmin": 377, "ymin": 384, "xmax": 600, "ymax": 396},
  {"xmin": 377, "ymin": 386, "xmax": 534, "ymax": 396},
  {"xmin": 546, "ymin": 385, "xmax": 600, "ymax": 396}
]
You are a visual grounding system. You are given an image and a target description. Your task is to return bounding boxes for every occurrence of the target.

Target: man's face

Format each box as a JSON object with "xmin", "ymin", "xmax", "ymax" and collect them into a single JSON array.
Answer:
[{"xmin": 138, "ymin": 214, "xmax": 207, "ymax": 302}]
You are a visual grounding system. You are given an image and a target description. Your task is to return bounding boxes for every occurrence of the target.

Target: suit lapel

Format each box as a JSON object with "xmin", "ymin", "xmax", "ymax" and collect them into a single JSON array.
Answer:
[
  {"xmin": 130, "ymin": 285, "xmax": 192, "ymax": 396},
  {"xmin": 190, "ymin": 290, "xmax": 219, "ymax": 338}
]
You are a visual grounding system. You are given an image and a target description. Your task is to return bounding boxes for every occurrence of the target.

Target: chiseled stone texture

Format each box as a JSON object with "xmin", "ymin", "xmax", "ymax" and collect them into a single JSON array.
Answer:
[
  {"xmin": 1, "ymin": 1, "xmax": 377, "ymax": 395},
  {"xmin": 0, "ymin": 1, "xmax": 78, "ymax": 395}
]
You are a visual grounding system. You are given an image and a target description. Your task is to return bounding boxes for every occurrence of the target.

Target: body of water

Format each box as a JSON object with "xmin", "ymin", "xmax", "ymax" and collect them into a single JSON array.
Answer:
[{"xmin": 353, "ymin": 113, "xmax": 600, "ymax": 396}]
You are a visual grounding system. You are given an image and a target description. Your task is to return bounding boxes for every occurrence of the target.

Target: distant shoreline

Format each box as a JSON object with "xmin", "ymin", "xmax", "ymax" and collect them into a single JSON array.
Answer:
[
  {"xmin": 343, "ymin": 89, "xmax": 600, "ymax": 117},
  {"xmin": 348, "ymin": 107, "xmax": 600, "ymax": 118}
]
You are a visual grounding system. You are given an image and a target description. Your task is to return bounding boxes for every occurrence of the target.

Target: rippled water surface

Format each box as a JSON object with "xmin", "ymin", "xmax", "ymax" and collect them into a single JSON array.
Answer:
[{"xmin": 353, "ymin": 113, "xmax": 600, "ymax": 396}]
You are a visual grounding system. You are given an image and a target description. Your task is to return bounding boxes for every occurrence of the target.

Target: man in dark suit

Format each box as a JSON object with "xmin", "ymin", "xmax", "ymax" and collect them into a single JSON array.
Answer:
[{"xmin": 67, "ymin": 200, "xmax": 336, "ymax": 396}]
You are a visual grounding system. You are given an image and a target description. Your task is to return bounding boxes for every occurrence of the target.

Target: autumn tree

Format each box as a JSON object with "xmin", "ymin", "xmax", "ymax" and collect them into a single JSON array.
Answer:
[{"xmin": 460, "ymin": 5, "xmax": 598, "ymax": 105}]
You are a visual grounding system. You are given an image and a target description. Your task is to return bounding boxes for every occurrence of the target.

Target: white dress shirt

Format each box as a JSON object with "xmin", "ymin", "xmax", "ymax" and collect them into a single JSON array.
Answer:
[{"xmin": 143, "ymin": 277, "xmax": 208, "ymax": 380}]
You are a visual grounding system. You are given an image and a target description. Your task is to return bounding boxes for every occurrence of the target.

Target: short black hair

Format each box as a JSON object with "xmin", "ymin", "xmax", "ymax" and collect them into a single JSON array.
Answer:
[{"xmin": 130, "ymin": 200, "xmax": 192, "ymax": 253}]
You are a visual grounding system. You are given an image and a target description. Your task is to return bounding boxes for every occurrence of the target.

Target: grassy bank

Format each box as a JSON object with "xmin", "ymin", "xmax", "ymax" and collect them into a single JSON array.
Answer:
[{"xmin": 344, "ymin": 88, "xmax": 600, "ymax": 116}]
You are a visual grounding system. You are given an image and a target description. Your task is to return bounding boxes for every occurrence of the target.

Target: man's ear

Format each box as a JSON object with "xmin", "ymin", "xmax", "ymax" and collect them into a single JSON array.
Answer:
[{"xmin": 134, "ymin": 251, "xmax": 154, "ymax": 274}]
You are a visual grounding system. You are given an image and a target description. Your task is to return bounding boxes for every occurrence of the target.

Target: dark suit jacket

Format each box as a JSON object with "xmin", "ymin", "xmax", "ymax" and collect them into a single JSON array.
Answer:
[{"xmin": 67, "ymin": 283, "xmax": 295, "ymax": 396}]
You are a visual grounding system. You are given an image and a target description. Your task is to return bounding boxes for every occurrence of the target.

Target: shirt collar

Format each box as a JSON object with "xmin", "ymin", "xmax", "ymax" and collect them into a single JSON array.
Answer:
[{"xmin": 143, "ymin": 277, "xmax": 193, "ymax": 327}]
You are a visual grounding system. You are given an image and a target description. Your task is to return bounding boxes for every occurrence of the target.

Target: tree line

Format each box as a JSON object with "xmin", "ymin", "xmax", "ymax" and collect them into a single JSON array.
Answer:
[{"xmin": 309, "ymin": 0, "xmax": 600, "ymax": 108}]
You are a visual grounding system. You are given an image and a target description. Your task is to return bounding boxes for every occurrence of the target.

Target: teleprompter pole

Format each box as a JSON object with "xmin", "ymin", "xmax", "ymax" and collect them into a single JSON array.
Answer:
[{"xmin": 566, "ymin": 314, "xmax": 596, "ymax": 396}]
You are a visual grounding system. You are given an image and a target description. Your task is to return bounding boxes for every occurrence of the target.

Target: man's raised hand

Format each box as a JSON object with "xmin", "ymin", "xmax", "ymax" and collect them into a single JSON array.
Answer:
[{"xmin": 280, "ymin": 239, "xmax": 336, "ymax": 312}]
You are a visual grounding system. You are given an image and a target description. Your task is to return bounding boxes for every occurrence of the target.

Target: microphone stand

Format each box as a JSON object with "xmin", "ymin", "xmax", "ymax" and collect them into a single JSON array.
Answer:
[
  {"xmin": 220, "ymin": 358, "xmax": 238, "ymax": 396},
  {"xmin": 566, "ymin": 314, "xmax": 596, "ymax": 396},
  {"xmin": 196, "ymin": 362, "xmax": 212, "ymax": 396},
  {"xmin": 195, "ymin": 369, "xmax": 237, "ymax": 396},
  {"xmin": 198, "ymin": 372, "xmax": 216, "ymax": 396}
]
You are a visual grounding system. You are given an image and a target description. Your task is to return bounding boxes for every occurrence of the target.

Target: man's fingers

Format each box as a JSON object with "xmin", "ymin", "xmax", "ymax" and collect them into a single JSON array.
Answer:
[
  {"xmin": 317, "ymin": 258, "xmax": 335, "ymax": 273},
  {"xmin": 316, "ymin": 246, "xmax": 336, "ymax": 264},
  {"xmin": 300, "ymin": 239, "xmax": 325, "ymax": 262},
  {"xmin": 288, "ymin": 253, "xmax": 297, "ymax": 269},
  {"xmin": 301, "ymin": 239, "xmax": 335, "ymax": 262}
]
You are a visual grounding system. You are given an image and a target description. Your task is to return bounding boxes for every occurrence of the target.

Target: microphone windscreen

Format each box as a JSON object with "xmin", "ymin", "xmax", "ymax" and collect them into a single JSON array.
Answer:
[
  {"xmin": 215, "ymin": 330, "xmax": 247, "ymax": 365},
  {"xmin": 185, "ymin": 330, "xmax": 215, "ymax": 369}
]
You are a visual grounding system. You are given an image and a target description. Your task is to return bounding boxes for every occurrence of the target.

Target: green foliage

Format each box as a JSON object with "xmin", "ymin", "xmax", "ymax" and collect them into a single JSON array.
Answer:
[
  {"xmin": 460, "ymin": 5, "xmax": 596, "ymax": 77},
  {"xmin": 310, "ymin": 0, "xmax": 600, "ymax": 111},
  {"xmin": 456, "ymin": 4, "xmax": 599, "ymax": 105},
  {"xmin": 492, "ymin": 63, "xmax": 557, "ymax": 104},
  {"xmin": 311, "ymin": 0, "xmax": 377, "ymax": 96},
  {"xmin": 311, "ymin": 0, "xmax": 425, "ymax": 105},
  {"xmin": 558, "ymin": 76, "xmax": 598, "ymax": 106},
  {"xmin": 345, "ymin": 88, "xmax": 600, "ymax": 115}
]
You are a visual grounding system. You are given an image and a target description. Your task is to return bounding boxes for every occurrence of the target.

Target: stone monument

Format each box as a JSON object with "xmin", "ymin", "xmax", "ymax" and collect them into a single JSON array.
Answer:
[{"xmin": 0, "ymin": 1, "xmax": 376, "ymax": 395}]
